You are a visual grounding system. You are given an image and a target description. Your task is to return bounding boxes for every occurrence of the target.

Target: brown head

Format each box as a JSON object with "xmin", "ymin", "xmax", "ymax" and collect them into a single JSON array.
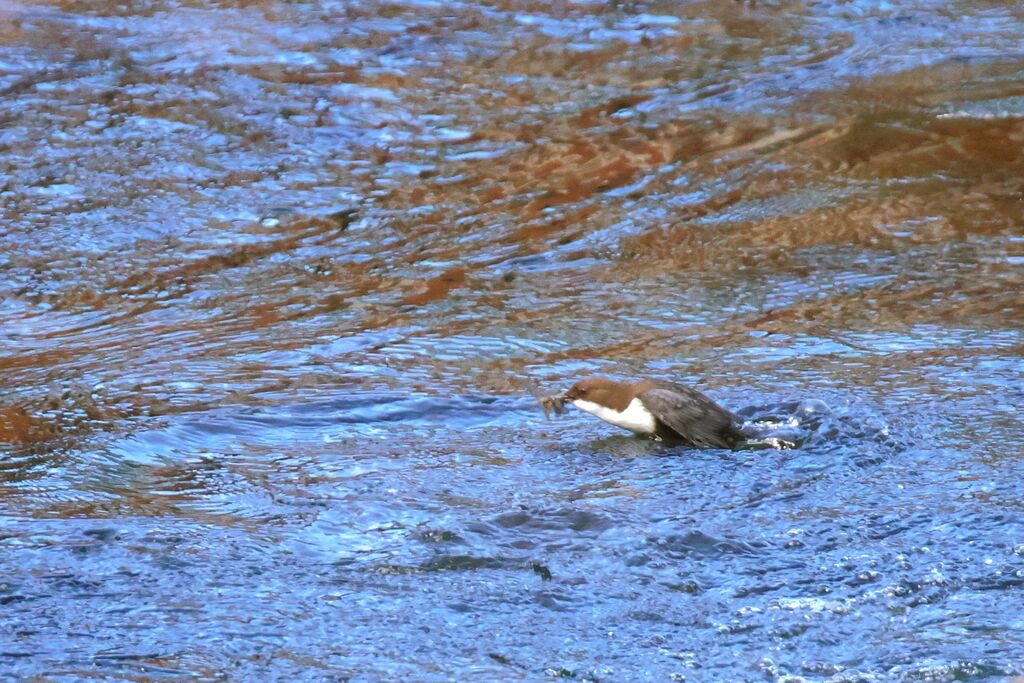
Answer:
[{"xmin": 563, "ymin": 376, "xmax": 641, "ymax": 412}]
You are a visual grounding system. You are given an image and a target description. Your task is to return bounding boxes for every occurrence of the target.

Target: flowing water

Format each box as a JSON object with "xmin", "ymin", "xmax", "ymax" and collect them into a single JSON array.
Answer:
[{"xmin": 2, "ymin": 0, "xmax": 1024, "ymax": 680}]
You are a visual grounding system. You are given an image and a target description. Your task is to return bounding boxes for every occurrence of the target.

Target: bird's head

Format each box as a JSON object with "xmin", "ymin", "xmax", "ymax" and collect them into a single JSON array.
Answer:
[{"xmin": 563, "ymin": 376, "xmax": 631, "ymax": 411}]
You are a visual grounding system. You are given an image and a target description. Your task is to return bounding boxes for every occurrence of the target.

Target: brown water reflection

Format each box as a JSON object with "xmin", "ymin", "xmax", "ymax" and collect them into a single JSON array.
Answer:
[{"xmin": 2, "ymin": 0, "xmax": 1024, "ymax": 679}]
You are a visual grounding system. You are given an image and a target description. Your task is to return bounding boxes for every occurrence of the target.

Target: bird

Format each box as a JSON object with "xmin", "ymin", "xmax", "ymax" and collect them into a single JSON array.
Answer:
[{"xmin": 543, "ymin": 376, "xmax": 746, "ymax": 449}]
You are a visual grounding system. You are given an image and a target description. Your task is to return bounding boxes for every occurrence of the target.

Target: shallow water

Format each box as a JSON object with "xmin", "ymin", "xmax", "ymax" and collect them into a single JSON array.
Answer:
[{"xmin": 2, "ymin": 0, "xmax": 1024, "ymax": 680}]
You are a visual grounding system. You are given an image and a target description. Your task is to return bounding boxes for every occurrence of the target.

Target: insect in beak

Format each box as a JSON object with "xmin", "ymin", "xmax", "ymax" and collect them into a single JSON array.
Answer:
[{"xmin": 539, "ymin": 394, "xmax": 568, "ymax": 419}]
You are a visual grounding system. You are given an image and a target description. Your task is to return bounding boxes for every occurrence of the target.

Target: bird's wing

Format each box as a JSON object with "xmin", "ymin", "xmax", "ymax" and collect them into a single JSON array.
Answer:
[{"xmin": 639, "ymin": 382, "xmax": 741, "ymax": 448}]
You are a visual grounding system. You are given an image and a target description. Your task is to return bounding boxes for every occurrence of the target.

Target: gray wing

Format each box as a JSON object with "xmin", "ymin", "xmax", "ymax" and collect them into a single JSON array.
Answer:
[{"xmin": 639, "ymin": 381, "xmax": 743, "ymax": 449}]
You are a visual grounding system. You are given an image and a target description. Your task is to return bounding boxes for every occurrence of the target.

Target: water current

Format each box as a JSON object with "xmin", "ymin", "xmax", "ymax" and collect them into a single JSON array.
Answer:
[{"xmin": 2, "ymin": 0, "xmax": 1024, "ymax": 680}]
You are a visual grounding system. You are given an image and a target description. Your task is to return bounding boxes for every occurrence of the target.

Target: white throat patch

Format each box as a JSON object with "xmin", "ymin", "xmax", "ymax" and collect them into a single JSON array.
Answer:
[{"xmin": 573, "ymin": 398, "xmax": 657, "ymax": 435}]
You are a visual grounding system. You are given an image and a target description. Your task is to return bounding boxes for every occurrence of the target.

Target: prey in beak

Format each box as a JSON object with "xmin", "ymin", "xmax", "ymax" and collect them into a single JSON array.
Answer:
[{"xmin": 539, "ymin": 393, "xmax": 568, "ymax": 419}]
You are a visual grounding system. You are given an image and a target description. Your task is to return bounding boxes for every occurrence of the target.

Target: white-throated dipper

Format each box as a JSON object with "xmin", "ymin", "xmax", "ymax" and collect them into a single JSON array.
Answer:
[{"xmin": 542, "ymin": 377, "xmax": 746, "ymax": 448}]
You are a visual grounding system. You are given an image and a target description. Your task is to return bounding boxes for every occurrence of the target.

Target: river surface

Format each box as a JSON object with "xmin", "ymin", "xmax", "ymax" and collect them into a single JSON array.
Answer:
[{"xmin": 2, "ymin": 0, "xmax": 1024, "ymax": 680}]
